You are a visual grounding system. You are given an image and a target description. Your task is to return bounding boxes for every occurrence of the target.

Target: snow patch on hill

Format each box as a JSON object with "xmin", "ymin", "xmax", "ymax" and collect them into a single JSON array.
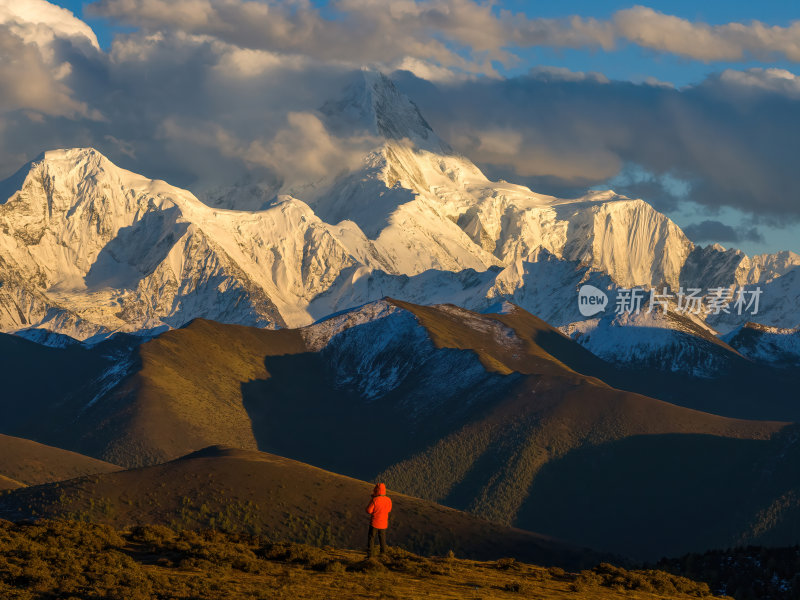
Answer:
[{"xmin": 723, "ymin": 323, "xmax": 800, "ymax": 368}]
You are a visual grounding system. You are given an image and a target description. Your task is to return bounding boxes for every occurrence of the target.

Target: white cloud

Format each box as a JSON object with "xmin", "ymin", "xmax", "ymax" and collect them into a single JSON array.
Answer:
[
  {"xmin": 88, "ymin": 0, "xmax": 501, "ymax": 74},
  {"xmin": 717, "ymin": 67, "xmax": 800, "ymax": 97},
  {"xmin": 0, "ymin": 0, "xmax": 100, "ymax": 51},
  {"xmin": 0, "ymin": 27, "xmax": 97, "ymax": 118},
  {"xmin": 0, "ymin": 0, "xmax": 104, "ymax": 118},
  {"xmin": 614, "ymin": 6, "xmax": 800, "ymax": 62},
  {"xmin": 87, "ymin": 0, "xmax": 800, "ymax": 69},
  {"xmin": 395, "ymin": 65, "xmax": 800, "ymax": 219},
  {"xmin": 160, "ymin": 111, "xmax": 380, "ymax": 187}
]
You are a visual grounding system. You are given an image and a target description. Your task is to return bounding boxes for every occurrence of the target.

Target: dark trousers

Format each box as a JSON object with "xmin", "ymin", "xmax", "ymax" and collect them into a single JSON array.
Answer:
[{"xmin": 367, "ymin": 526, "xmax": 387, "ymax": 556}]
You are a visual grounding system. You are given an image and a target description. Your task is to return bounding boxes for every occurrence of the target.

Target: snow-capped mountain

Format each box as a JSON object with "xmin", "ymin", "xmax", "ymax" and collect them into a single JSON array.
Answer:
[
  {"xmin": 707, "ymin": 265, "xmax": 800, "ymax": 333},
  {"xmin": 0, "ymin": 71, "xmax": 797, "ymax": 344},
  {"xmin": 681, "ymin": 244, "xmax": 800, "ymax": 289},
  {"xmin": 561, "ymin": 308, "xmax": 743, "ymax": 377},
  {"xmin": 722, "ymin": 322, "xmax": 800, "ymax": 368}
]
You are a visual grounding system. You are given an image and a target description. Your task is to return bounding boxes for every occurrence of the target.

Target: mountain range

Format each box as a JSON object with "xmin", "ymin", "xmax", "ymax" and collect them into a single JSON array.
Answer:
[{"xmin": 1, "ymin": 72, "xmax": 798, "ymax": 373}]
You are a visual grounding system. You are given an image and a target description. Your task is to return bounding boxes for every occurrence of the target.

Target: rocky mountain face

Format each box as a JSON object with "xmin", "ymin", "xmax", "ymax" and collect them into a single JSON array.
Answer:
[
  {"xmin": 723, "ymin": 322, "xmax": 800, "ymax": 367},
  {"xmin": 0, "ymin": 72, "xmax": 797, "ymax": 370}
]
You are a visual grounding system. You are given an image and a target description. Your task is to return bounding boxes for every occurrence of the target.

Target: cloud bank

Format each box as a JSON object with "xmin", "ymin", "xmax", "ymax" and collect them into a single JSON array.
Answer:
[
  {"xmin": 683, "ymin": 220, "xmax": 765, "ymax": 245},
  {"xmin": 394, "ymin": 67, "xmax": 800, "ymax": 222},
  {"xmin": 0, "ymin": 0, "xmax": 799, "ymax": 239},
  {"xmin": 87, "ymin": 1, "xmax": 800, "ymax": 68}
]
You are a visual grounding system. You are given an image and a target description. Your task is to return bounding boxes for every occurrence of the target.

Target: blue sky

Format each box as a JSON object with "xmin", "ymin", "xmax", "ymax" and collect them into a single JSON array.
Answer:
[
  {"xmin": 10, "ymin": 1, "xmax": 800, "ymax": 254},
  {"xmin": 57, "ymin": 0, "xmax": 800, "ymax": 86},
  {"xmin": 42, "ymin": 0, "xmax": 800, "ymax": 93}
]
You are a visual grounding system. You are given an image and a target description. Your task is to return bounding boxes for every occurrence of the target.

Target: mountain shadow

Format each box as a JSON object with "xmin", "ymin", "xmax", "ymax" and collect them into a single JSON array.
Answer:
[
  {"xmin": 85, "ymin": 207, "xmax": 188, "ymax": 290},
  {"xmin": 515, "ymin": 433, "xmax": 785, "ymax": 560},
  {"xmin": 241, "ymin": 329, "xmax": 522, "ymax": 479}
]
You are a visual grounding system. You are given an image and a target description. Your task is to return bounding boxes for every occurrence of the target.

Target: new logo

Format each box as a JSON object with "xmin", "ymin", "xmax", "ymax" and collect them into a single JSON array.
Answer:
[{"xmin": 578, "ymin": 285, "xmax": 608, "ymax": 317}]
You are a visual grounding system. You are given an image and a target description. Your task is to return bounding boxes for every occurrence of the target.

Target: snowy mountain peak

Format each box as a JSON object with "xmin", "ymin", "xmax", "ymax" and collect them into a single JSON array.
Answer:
[
  {"xmin": 9, "ymin": 147, "xmax": 187, "ymax": 208},
  {"xmin": 320, "ymin": 70, "xmax": 448, "ymax": 154}
]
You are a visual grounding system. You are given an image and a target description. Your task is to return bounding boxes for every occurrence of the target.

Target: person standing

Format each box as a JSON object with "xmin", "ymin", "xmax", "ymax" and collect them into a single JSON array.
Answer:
[{"xmin": 366, "ymin": 482, "xmax": 392, "ymax": 557}]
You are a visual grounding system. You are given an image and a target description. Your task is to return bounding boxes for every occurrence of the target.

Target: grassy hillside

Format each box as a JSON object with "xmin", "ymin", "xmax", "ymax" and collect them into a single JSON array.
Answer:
[
  {"xmin": 0, "ymin": 446, "xmax": 597, "ymax": 568},
  {"xmin": 357, "ymin": 302, "xmax": 787, "ymax": 557},
  {"xmin": 0, "ymin": 475, "xmax": 22, "ymax": 491},
  {"xmin": 1, "ymin": 300, "xmax": 796, "ymax": 560},
  {"xmin": 0, "ymin": 434, "xmax": 119, "ymax": 486},
  {"xmin": 515, "ymin": 433, "xmax": 782, "ymax": 558},
  {"xmin": 474, "ymin": 302, "xmax": 800, "ymax": 422},
  {"xmin": 71, "ymin": 321, "xmax": 307, "ymax": 467},
  {"xmin": 0, "ymin": 519, "xmax": 727, "ymax": 600}
]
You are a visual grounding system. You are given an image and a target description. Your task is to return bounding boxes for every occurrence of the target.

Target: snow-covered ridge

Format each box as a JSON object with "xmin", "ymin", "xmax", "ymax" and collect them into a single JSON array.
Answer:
[
  {"xmin": 722, "ymin": 322, "xmax": 800, "ymax": 367},
  {"xmin": 299, "ymin": 298, "xmax": 516, "ymax": 413},
  {"xmin": 562, "ymin": 309, "xmax": 742, "ymax": 377}
]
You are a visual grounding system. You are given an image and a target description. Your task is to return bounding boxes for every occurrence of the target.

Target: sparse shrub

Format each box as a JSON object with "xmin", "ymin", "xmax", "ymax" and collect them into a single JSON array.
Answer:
[
  {"xmin": 321, "ymin": 560, "xmax": 346, "ymax": 574},
  {"xmin": 129, "ymin": 524, "xmax": 175, "ymax": 547},
  {"xmin": 547, "ymin": 565, "xmax": 569, "ymax": 580},
  {"xmin": 347, "ymin": 557, "xmax": 388, "ymax": 573},
  {"xmin": 496, "ymin": 557, "xmax": 520, "ymax": 570},
  {"xmin": 0, "ymin": 517, "xmax": 720, "ymax": 600},
  {"xmin": 585, "ymin": 562, "xmax": 713, "ymax": 597},
  {"xmin": 499, "ymin": 581, "xmax": 532, "ymax": 594},
  {"xmin": 257, "ymin": 541, "xmax": 328, "ymax": 567}
]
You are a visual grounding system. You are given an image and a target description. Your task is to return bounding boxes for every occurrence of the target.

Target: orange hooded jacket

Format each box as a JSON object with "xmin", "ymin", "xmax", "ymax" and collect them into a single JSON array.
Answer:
[{"xmin": 366, "ymin": 483, "xmax": 392, "ymax": 529}]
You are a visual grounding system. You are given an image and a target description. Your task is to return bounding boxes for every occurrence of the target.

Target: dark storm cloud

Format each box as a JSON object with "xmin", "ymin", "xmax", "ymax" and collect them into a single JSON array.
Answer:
[
  {"xmin": 683, "ymin": 220, "xmax": 765, "ymax": 244},
  {"xmin": 393, "ymin": 67, "xmax": 800, "ymax": 221}
]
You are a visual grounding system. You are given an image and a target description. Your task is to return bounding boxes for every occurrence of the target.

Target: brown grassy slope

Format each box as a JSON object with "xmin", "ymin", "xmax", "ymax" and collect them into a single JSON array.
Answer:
[
  {"xmin": 389, "ymin": 299, "xmax": 606, "ymax": 378},
  {"xmin": 375, "ymin": 370, "xmax": 782, "ymax": 504},
  {"xmin": 0, "ymin": 475, "xmax": 22, "ymax": 491},
  {"xmin": 0, "ymin": 446, "xmax": 597, "ymax": 569},
  {"xmin": 0, "ymin": 520, "xmax": 726, "ymax": 600},
  {"xmin": 485, "ymin": 301, "xmax": 800, "ymax": 422},
  {"xmin": 0, "ymin": 433, "xmax": 119, "ymax": 485},
  {"xmin": 375, "ymin": 301, "xmax": 788, "ymax": 558},
  {"xmin": 66, "ymin": 304, "xmax": 542, "ymax": 469},
  {"xmin": 16, "ymin": 300, "xmax": 791, "ymax": 558},
  {"xmin": 56, "ymin": 300, "xmax": 789, "ymax": 471},
  {"xmin": 74, "ymin": 320, "xmax": 306, "ymax": 467}
]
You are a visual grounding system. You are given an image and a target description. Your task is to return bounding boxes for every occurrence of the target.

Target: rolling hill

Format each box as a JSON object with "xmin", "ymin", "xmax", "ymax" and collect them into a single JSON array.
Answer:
[
  {"xmin": 0, "ymin": 445, "xmax": 597, "ymax": 569},
  {"xmin": 0, "ymin": 434, "xmax": 119, "ymax": 486},
  {"xmin": 1, "ymin": 299, "xmax": 796, "ymax": 559}
]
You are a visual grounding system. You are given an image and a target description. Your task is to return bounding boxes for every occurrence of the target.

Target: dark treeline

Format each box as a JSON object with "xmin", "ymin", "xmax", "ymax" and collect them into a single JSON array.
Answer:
[{"xmin": 658, "ymin": 546, "xmax": 800, "ymax": 600}]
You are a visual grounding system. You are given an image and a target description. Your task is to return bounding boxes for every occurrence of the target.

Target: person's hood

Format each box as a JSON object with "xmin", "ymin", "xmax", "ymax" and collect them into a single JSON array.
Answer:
[{"xmin": 373, "ymin": 483, "xmax": 386, "ymax": 496}]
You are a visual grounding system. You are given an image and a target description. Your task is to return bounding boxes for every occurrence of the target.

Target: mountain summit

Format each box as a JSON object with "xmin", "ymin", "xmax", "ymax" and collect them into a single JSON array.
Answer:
[{"xmin": 321, "ymin": 70, "xmax": 447, "ymax": 152}]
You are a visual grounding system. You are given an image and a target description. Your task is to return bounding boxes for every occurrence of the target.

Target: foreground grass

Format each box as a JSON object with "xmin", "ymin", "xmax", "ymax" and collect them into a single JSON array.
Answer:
[{"xmin": 0, "ymin": 519, "xmax": 725, "ymax": 600}]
